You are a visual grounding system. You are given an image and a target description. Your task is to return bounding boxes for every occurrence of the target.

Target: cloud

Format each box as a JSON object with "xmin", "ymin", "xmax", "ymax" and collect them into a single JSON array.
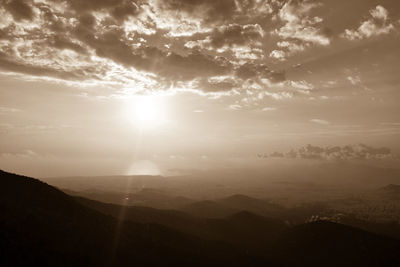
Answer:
[
  {"xmin": 380, "ymin": 122, "xmax": 400, "ymax": 126},
  {"xmin": 2, "ymin": 0, "xmax": 34, "ymax": 21},
  {"xmin": 133, "ymin": 49, "xmax": 232, "ymax": 82},
  {"xmin": 262, "ymin": 107, "xmax": 277, "ymax": 111},
  {"xmin": 229, "ymin": 104, "xmax": 242, "ymax": 110},
  {"xmin": 0, "ymin": 51, "xmax": 94, "ymax": 80},
  {"xmin": 269, "ymin": 50, "xmax": 286, "ymax": 60},
  {"xmin": 260, "ymin": 144, "xmax": 395, "ymax": 161},
  {"xmin": 271, "ymin": 40, "xmax": 307, "ymax": 59},
  {"xmin": 67, "ymin": 0, "xmax": 141, "ymax": 22},
  {"xmin": 264, "ymin": 91, "xmax": 293, "ymax": 100},
  {"xmin": 346, "ymin": 75, "xmax": 370, "ymax": 90},
  {"xmin": 208, "ymin": 23, "xmax": 264, "ymax": 48},
  {"xmin": 310, "ymin": 119, "xmax": 330, "ymax": 125},
  {"xmin": 184, "ymin": 23, "xmax": 265, "ymax": 62},
  {"xmin": 1, "ymin": 149, "xmax": 38, "ymax": 159},
  {"xmin": 271, "ymin": 0, "xmax": 330, "ymax": 60},
  {"xmin": 291, "ymin": 80, "xmax": 314, "ymax": 92},
  {"xmin": 201, "ymin": 75, "xmax": 238, "ymax": 92},
  {"xmin": 270, "ymin": 40, "xmax": 309, "ymax": 60},
  {"xmin": 235, "ymin": 62, "xmax": 285, "ymax": 82},
  {"xmin": 347, "ymin": 75, "xmax": 361, "ymax": 85},
  {"xmin": 0, "ymin": 0, "xmax": 235, "ymax": 94},
  {"xmin": 277, "ymin": 40, "xmax": 306, "ymax": 53},
  {"xmin": 0, "ymin": 0, "xmax": 339, "ymax": 99},
  {"xmin": 0, "ymin": 106, "xmax": 21, "ymax": 113},
  {"xmin": 156, "ymin": 0, "xmax": 274, "ymax": 28},
  {"xmin": 342, "ymin": 5, "xmax": 395, "ymax": 40},
  {"xmin": 158, "ymin": 0, "xmax": 238, "ymax": 25}
]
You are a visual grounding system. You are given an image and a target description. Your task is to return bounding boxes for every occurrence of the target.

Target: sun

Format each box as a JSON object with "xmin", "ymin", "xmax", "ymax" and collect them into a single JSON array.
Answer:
[
  {"xmin": 136, "ymin": 97, "xmax": 157, "ymax": 123},
  {"xmin": 125, "ymin": 96, "xmax": 166, "ymax": 129}
]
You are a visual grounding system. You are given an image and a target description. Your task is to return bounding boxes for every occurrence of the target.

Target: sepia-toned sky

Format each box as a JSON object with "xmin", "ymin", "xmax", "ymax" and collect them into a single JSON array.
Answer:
[{"xmin": 0, "ymin": 0, "xmax": 400, "ymax": 176}]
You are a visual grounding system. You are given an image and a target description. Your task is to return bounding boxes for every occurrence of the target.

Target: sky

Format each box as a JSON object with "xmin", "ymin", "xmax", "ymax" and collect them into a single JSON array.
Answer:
[{"xmin": 0, "ymin": 0, "xmax": 400, "ymax": 177}]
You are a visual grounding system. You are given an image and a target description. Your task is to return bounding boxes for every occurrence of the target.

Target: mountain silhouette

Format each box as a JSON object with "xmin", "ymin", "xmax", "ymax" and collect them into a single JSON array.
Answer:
[
  {"xmin": 0, "ymin": 170, "xmax": 257, "ymax": 266},
  {"xmin": 2, "ymin": 170, "xmax": 400, "ymax": 266}
]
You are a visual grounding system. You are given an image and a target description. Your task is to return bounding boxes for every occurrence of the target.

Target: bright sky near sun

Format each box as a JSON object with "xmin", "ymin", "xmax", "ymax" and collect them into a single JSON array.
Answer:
[
  {"xmin": 125, "ymin": 96, "xmax": 167, "ymax": 129},
  {"xmin": 0, "ymin": 0, "xmax": 400, "ymax": 176}
]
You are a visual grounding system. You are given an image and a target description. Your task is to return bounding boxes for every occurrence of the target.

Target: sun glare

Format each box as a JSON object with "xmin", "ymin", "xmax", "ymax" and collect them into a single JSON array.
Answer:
[
  {"xmin": 136, "ymin": 97, "xmax": 157, "ymax": 122},
  {"xmin": 126, "ymin": 96, "xmax": 166, "ymax": 129}
]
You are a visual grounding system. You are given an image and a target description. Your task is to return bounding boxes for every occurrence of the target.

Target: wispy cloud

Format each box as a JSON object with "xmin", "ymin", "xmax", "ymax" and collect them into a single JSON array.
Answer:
[
  {"xmin": 0, "ymin": 106, "xmax": 21, "ymax": 113},
  {"xmin": 310, "ymin": 119, "xmax": 330, "ymax": 125},
  {"xmin": 271, "ymin": 0, "xmax": 330, "ymax": 60},
  {"xmin": 261, "ymin": 107, "xmax": 277, "ymax": 111}
]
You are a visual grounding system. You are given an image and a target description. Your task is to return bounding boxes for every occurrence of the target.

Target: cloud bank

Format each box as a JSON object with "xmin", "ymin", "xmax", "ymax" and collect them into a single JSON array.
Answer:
[
  {"xmin": 0, "ymin": 0, "xmax": 398, "ymax": 98},
  {"xmin": 259, "ymin": 144, "xmax": 396, "ymax": 161}
]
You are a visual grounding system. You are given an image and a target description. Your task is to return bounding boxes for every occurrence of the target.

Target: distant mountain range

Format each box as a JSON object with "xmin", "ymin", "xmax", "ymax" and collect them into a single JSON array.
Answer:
[{"xmin": 1, "ymin": 170, "xmax": 400, "ymax": 266}]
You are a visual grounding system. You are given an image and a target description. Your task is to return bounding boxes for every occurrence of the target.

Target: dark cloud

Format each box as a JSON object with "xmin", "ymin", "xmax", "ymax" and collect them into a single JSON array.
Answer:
[
  {"xmin": 50, "ymin": 35, "xmax": 87, "ymax": 54},
  {"xmin": 111, "ymin": 1, "xmax": 140, "ymax": 22},
  {"xmin": 160, "ymin": 51, "xmax": 231, "ymax": 81},
  {"xmin": 73, "ymin": 23, "xmax": 140, "ymax": 67},
  {"xmin": 159, "ymin": 0, "xmax": 237, "ymax": 24},
  {"xmin": 269, "ymin": 151, "xmax": 284, "ymax": 157},
  {"xmin": 72, "ymin": 17, "xmax": 231, "ymax": 82},
  {"xmin": 209, "ymin": 24, "xmax": 263, "ymax": 48},
  {"xmin": 37, "ymin": 0, "xmax": 142, "ymax": 26},
  {"xmin": 2, "ymin": 0, "xmax": 34, "ymax": 21},
  {"xmin": 235, "ymin": 62, "xmax": 285, "ymax": 82},
  {"xmin": 0, "ymin": 24, "xmax": 16, "ymax": 40},
  {"xmin": 0, "ymin": 0, "xmax": 295, "ymax": 94},
  {"xmin": 66, "ymin": 0, "xmax": 140, "ymax": 19},
  {"xmin": 195, "ymin": 76, "xmax": 237, "ymax": 92},
  {"xmin": 260, "ymin": 144, "xmax": 395, "ymax": 161},
  {"xmin": 0, "ymin": 1, "xmax": 235, "ymax": 92}
]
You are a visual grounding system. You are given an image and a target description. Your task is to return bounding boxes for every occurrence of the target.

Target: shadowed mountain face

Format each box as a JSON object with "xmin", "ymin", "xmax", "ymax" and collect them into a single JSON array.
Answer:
[{"xmin": 2, "ymin": 170, "xmax": 400, "ymax": 266}]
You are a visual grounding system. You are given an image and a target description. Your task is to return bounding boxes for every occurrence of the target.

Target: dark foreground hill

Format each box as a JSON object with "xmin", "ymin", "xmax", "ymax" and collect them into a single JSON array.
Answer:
[
  {"xmin": 0, "ymin": 170, "xmax": 259, "ymax": 266},
  {"xmin": 1, "ymin": 170, "xmax": 400, "ymax": 266}
]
